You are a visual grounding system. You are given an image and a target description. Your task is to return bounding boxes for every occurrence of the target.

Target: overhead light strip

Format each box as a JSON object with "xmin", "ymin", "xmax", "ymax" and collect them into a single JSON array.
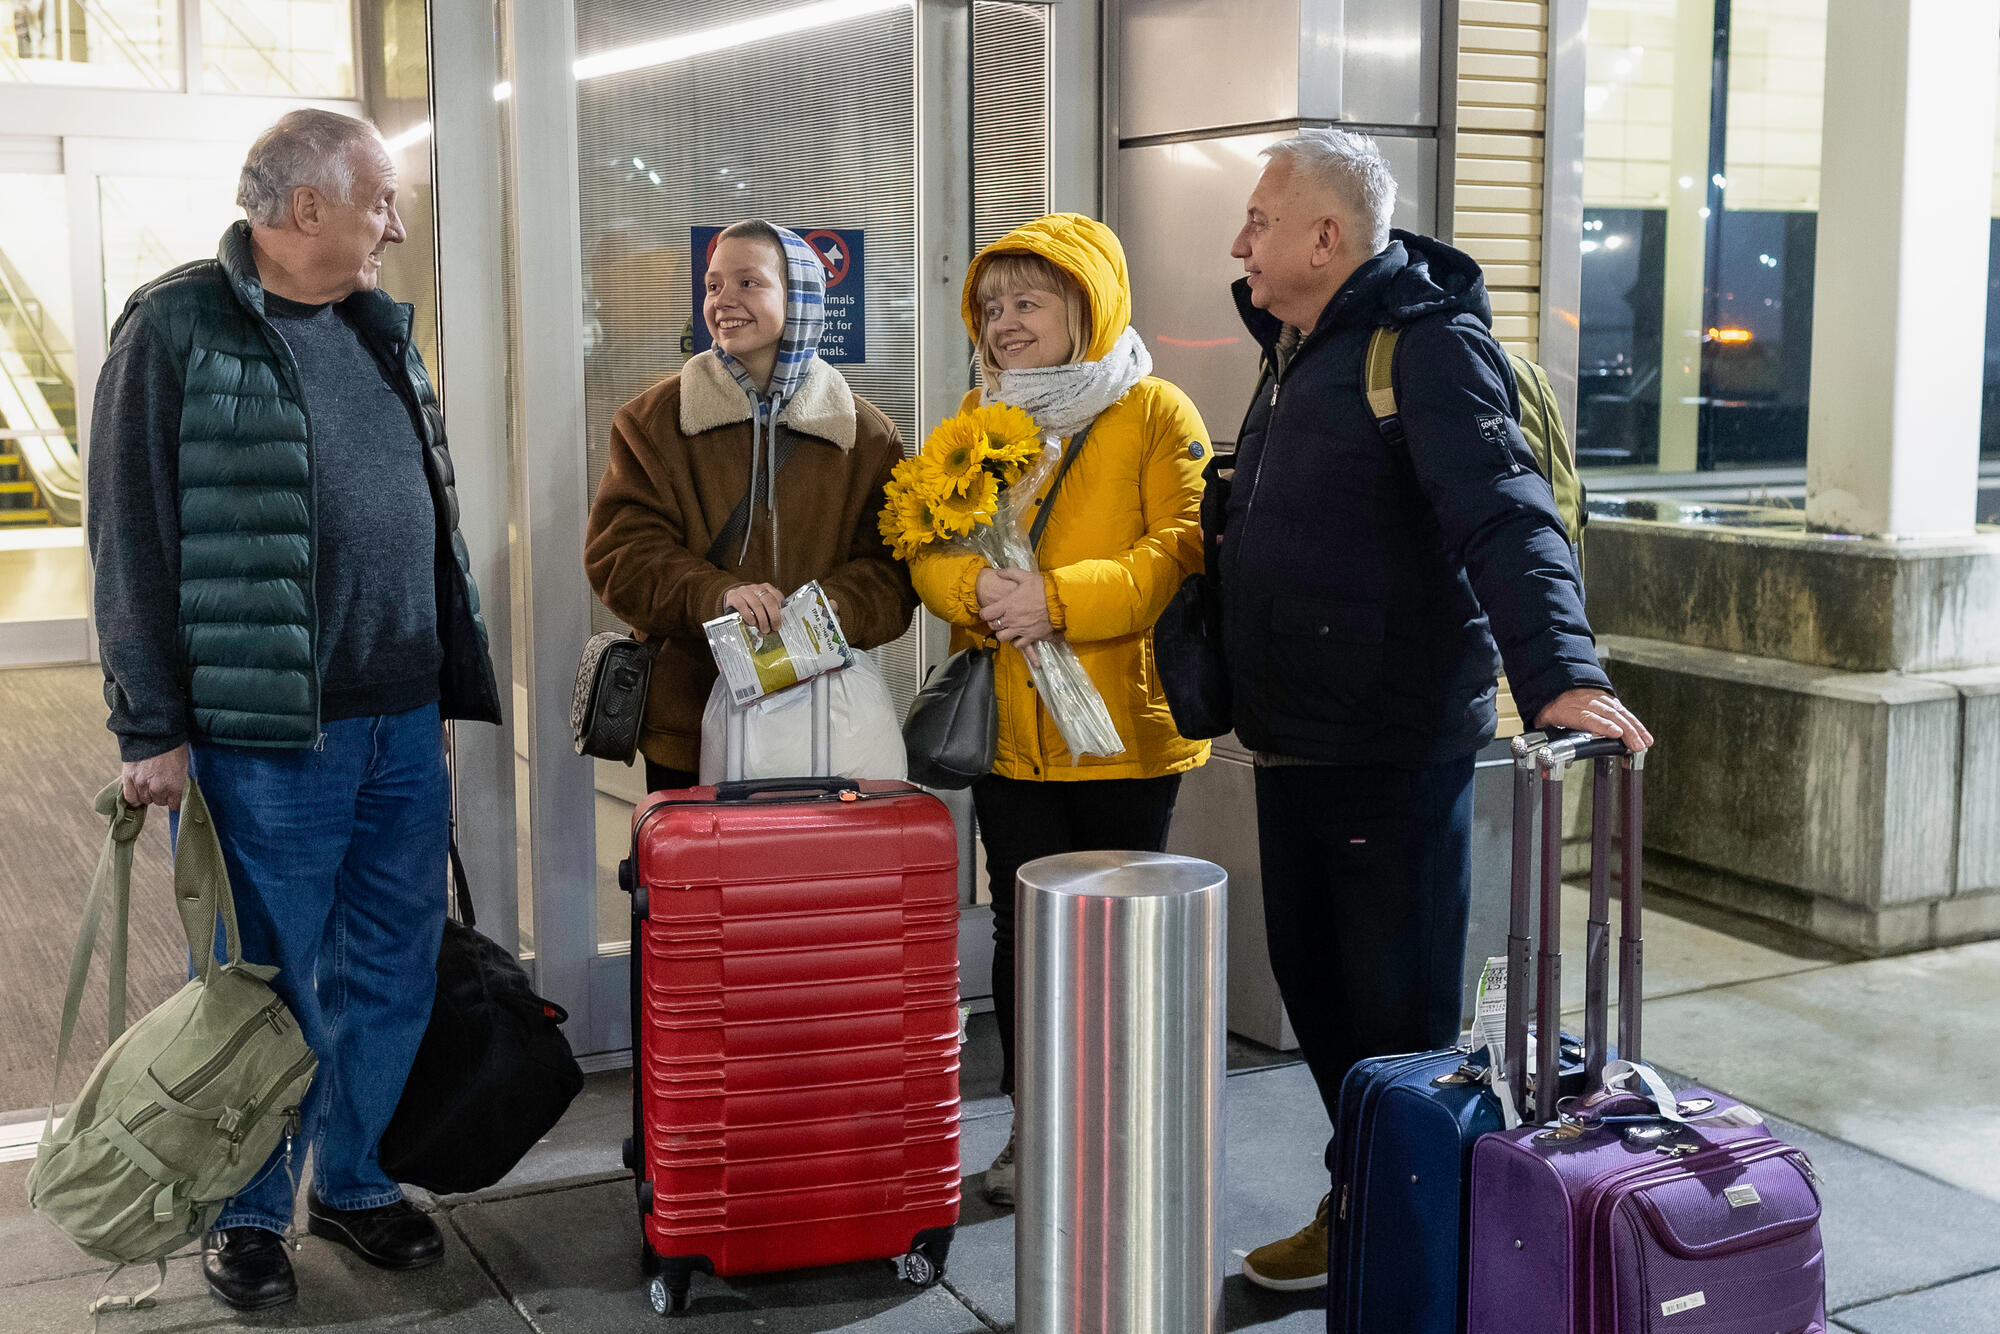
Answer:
[
  {"xmin": 492, "ymin": 0, "xmax": 909, "ymax": 103},
  {"xmin": 384, "ymin": 121, "xmax": 434, "ymax": 153},
  {"xmin": 575, "ymin": 0, "xmax": 910, "ymax": 81}
]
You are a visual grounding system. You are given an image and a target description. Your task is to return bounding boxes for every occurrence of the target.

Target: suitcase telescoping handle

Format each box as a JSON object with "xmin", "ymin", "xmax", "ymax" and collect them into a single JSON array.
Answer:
[
  {"xmin": 1504, "ymin": 729, "xmax": 1647, "ymax": 1124},
  {"xmin": 717, "ymin": 671, "xmax": 851, "ymax": 800}
]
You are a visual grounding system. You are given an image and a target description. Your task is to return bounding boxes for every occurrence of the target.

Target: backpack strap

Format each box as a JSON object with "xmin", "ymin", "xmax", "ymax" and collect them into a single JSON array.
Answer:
[
  {"xmin": 44, "ymin": 785, "xmax": 148, "ymax": 1149},
  {"xmin": 1364, "ymin": 326, "xmax": 1405, "ymax": 446},
  {"xmin": 173, "ymin": 777, "xmax": 245, "ymax": 980}
]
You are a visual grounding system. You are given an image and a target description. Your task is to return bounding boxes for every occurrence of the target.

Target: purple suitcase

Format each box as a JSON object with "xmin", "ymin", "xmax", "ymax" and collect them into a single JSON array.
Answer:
[{"xmin": 1465, "ymin": 733, "xmax": 1828, "ymax": 1334}]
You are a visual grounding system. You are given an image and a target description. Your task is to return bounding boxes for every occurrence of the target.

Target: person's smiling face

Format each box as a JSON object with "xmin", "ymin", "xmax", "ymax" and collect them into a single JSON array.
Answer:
[
  {"xmin": 982, "ymin": 283, "xmax": 1073, "ymax": 372},
  {"xmin": 703, "ymin": 236, "xmax": 788, "ymax": 378},
  {"xmin": 312, "ymin": 144, "xmax": 404, "ymax": 299}
]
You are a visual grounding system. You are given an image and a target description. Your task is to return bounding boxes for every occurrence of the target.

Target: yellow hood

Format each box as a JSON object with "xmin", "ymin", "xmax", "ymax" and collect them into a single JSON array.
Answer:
[{"xmin": 960, "ymin": 213, "xmax": 1132, "ymax": 364}]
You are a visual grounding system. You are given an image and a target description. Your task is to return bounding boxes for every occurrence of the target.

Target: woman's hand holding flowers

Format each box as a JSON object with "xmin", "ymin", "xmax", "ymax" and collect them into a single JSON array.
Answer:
[{"xmin": 980, "ymin": 569, "xmax": 1053, "ymax": 647}]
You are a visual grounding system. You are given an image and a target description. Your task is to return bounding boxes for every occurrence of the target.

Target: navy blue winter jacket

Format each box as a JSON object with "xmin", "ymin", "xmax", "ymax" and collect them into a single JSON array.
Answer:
[{"xmin": 1216, "ymin": 230, "xmax": 1611, "ymax": 765}]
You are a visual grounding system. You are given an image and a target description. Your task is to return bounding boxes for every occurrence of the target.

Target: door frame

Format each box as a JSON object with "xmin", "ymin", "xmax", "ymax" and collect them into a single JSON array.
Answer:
[
  {"xmin": 447, "ymin": 0, "xmax": 983, "ymax": 1058},
  {"xmin": 65, "ymin": 135, "xmax": 293, "ymax": 667}
]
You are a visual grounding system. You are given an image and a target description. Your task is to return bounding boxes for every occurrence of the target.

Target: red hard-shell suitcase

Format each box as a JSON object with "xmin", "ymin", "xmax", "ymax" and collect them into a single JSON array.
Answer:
[{"xmin": 621, "ymin": 680, "xmax": 960, "ymax": 1316}]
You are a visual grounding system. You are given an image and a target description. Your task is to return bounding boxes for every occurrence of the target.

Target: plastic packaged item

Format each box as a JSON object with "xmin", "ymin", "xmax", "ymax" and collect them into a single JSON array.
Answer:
[
  {"xmin": 703, "ymin": 580, "xmax": 853, "ymax": 706},
  {"xmin": 698, "ymin": 650, "xmax": 907, "ymax": 784}
]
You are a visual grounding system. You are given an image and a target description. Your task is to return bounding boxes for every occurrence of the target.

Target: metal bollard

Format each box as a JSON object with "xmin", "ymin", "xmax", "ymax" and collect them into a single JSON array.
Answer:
[{"xmin": 1015, "ymin": 851, "xmax": 1228, "ymax": 1334}]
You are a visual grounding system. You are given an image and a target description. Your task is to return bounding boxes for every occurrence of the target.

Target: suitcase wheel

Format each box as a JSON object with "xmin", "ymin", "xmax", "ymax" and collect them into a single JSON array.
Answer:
[
  {"xmin": 622, "ymin": 1135, "xmax": 637, "ymax": 1173},
  {"xmin": 644, "ymin": 1254, "xmax": 711, "ymax": 1316},
  {"xmin": 899, "ymin": 1227, "xmax": 952, "ymax": 1288},
  {"xmin": 647, "ymin": 1275, "xmax": 687, "ymax": 1316}
]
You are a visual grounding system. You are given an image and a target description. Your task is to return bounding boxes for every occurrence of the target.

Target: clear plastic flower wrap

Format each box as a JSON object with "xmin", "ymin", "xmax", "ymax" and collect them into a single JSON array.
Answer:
[{"xmin": 881, "ymin": 405, "xmax": 1123, "ymax": 763}]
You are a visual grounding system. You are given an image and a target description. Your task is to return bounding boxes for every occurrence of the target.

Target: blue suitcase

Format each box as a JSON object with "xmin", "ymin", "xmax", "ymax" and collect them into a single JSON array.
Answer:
[{"xmin": 1327, "ymin": 734, "xmax": 1633, "ymax": 1334}]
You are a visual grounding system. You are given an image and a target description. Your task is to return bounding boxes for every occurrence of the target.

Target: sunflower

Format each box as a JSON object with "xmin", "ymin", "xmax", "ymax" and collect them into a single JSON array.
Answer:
[
  {"xmin": 970, "ymin": 404, "xmax": 1046, "ymax": 484},
  {"xmin": 931, "ymin": 469, "xmax": 999, "ymax": 540},
  {"xmin": 880, "ymin": 471, "xmax": 958, "ymax": 559},
  {"xmin": 876, "ymin": 486, "xmax": 909, "ymax": 555},
  {"xmin": 970, "ymin": 402, "xmax": 1040, "ymax": 452},
  {"xmin": 917, "ymin": 414, "xmax": 990, "ymax": 496}
]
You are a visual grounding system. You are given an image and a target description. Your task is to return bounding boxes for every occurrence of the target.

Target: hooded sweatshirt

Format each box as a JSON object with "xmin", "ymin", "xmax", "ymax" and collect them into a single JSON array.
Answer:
[
  {"xmin": 584, "ymin": 230, "xmax": 916, "ymax": 772},
  {"xmin": 1217, "ymin": 229, "xmax": 1611, "ymax": 766},
  {"xmin": 713, "ymin": 225, "xmax": 829, "ymax": 574}
]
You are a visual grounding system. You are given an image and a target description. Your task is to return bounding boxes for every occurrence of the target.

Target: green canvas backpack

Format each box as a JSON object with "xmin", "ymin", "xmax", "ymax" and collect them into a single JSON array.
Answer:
[
  {"xmin": 27, "ymin": 778, "xmax": 316, "ymax": 1317},
  {"xmin": 1364, "ymin": 326, "xmax": 1587, "ymax": 553}
]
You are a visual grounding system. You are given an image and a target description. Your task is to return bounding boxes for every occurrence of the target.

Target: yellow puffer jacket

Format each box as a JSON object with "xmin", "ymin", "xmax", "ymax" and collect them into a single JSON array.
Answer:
[{"xmin": 908, "ymin": 214, "xmax": 1210, "ymax": 782}]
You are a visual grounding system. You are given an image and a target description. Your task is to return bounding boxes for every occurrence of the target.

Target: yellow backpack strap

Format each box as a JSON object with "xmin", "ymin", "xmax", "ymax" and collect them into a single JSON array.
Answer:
[{"xmin": 1365, "ymin": 326, "xmax": 1404, "ymax": 444}]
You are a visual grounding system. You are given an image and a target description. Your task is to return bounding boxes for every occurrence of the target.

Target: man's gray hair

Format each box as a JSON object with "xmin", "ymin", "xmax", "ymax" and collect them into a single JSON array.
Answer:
[
  {"xmin": 237, "ymin": 110, "xmax": 384, "ymax": 227},
  {"xmin": 1262, "ymin": 129, "xmax": 1398, "ymax": 255}
]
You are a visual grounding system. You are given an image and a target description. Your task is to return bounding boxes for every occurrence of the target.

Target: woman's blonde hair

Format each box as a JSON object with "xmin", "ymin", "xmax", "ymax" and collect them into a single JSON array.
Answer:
[{"xmin": 972, "ymin": 252, "xmax": 1093, "ymax": 388}]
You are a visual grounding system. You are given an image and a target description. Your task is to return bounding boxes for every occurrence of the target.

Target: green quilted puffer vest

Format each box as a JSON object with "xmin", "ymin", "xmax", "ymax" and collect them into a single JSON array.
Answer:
[{"xmin": 114, "ymin": 222, "xmax": 500, "ymax": 746}]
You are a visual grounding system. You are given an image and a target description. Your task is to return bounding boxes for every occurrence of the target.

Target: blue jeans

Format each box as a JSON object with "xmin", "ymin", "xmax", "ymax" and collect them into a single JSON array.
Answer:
[{"xmin": 187, "ymin": 705, "xmax": 448, "ymax": 1232}]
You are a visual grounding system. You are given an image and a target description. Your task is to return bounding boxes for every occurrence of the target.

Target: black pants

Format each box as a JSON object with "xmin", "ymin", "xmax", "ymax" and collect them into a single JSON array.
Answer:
[
  {"xmin": 973, "ymin": 773, "xmax": 1184, "ymax": 1098},
  {"xmin": 643, "ymin": 760, "xmax": 698, "ymax": 794},
  {"xmin": 1252, "ymin": 758, "xmax": 1475, "ymax": 1121}
]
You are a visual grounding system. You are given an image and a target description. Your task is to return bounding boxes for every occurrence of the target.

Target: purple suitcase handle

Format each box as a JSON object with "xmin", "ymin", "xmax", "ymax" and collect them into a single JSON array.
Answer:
[{"xmin": 1506, "ymin": 731, "xmax": 1648, "ymax": 1123}]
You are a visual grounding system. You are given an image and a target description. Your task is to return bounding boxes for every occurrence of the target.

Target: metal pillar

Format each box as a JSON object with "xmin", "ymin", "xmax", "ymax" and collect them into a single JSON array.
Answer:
[{"xmin": 1015, "ymin": 851, "xmax": 1227, "ymax": 1334}]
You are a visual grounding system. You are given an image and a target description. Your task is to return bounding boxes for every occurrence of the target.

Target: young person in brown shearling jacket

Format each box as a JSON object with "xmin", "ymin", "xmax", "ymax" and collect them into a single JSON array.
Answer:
[{"xmin": 584, "ymin": 221, "xmax": 916, "ymax": 791}]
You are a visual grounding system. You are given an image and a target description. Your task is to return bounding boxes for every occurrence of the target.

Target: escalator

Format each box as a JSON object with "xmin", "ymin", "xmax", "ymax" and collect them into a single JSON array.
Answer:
[{"xmin": 0, "ymin": 252, "xmax": 82, "ymax": 527}]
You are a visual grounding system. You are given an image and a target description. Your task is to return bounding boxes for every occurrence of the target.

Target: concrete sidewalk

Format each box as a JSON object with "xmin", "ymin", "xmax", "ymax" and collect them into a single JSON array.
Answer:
[{"xmin": 4, "ymin": 899, "xmax": 1998, "ymax": 1332}]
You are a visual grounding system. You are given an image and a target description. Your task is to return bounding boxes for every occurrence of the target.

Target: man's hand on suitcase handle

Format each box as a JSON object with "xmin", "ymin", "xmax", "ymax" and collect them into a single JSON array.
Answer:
[{"xmin": 1533, "ymin": 688, "xmax": 1652, "ymax": 752}]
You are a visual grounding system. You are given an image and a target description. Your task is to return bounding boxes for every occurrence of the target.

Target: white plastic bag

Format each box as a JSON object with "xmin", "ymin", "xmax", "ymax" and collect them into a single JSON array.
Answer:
[{"xmin": 698, "ymin": 649, "xmax": 908, "ymax": 784}]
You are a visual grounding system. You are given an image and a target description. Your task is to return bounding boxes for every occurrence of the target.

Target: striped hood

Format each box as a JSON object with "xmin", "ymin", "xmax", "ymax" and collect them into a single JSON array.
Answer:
[
  {"xmin": 714, "ymin": 224, "xmax": 827, "ymax": 407},
  {"xmin": 712, "ymin": 224, "xmax": 829, "ymax": 571}
]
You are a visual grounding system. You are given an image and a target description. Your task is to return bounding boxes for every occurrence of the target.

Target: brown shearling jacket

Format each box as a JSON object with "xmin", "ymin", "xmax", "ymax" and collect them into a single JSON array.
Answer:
[{"xmin": 584, "ymin": 351, "xmax": 916, "ymax": 771}]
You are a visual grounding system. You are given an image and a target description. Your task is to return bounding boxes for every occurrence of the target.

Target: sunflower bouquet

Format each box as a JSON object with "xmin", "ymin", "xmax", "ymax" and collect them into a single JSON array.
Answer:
[{"xmin": 880, "ymin": 403, "xmax": 1123, "ymax": 761}]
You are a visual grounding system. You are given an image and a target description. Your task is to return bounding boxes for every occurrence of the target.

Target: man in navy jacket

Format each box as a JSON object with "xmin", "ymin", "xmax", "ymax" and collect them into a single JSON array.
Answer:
[{"xmin": 1222, "ymin": 130, "xmax": 1651, "ymax": 1292}]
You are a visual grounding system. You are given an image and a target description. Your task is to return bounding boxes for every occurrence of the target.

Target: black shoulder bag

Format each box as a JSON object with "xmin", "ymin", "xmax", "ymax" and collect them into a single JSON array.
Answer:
[
  {"xmin": 1153, "ymin": 447, "xmax": 1234, "ymax": 740},
  {"xmin": 903, "ymin": 426, "xmax": 1090, "ymax": 788},
  {"xmin": 572, "ymin": 426, "xmax": 804, "ymax": 762}
]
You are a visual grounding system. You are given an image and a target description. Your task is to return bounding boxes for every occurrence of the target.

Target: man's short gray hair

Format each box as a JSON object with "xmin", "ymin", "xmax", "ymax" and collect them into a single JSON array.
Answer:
[
  {"xmin": 237, "ymin": 110, "xmax": 384, "ymax": 228},
  {"xmin": 1262, "ymin": 129, "xmax": 1398, "ymax": 255}
]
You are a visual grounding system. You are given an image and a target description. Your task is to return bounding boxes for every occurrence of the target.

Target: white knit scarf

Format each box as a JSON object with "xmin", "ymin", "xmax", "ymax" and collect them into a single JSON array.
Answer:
[{"xmin": 983, "ymin": 326, "xmax": 1153, "ymax": 437}]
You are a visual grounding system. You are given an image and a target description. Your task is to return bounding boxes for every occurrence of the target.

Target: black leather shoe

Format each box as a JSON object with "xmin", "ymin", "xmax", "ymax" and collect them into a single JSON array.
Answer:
[
  {"xmin": 203, "ymin": 1227, "xmax": 297, "ymax": 1310},
  {"xmin": 305, "ymin": 1189, "xmax": 444, "ymax": 1271}
]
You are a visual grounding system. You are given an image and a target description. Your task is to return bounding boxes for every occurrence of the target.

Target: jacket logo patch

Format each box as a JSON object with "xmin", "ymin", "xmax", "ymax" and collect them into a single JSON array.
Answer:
[
  {"xmin": 1188, "ymin": 440, "xmax": 1206, "ymax": 460},
  {"xmin": 1476, "ymin": 413, "xmax": 1524, "ymax": 475}
]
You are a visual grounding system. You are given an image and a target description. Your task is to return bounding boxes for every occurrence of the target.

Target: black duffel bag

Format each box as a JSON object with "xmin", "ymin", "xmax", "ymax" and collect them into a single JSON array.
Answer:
[{"xmin": 378, "ymin": 843, "xmax": 584, "ymax": 1194}]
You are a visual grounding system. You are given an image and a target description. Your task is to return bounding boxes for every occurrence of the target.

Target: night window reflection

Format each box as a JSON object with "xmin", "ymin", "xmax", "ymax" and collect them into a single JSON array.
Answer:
[
  {"xmin": 1698, "ymin": 210, "xmax": 1816, "ymax": 468},
  {"xmin": 1578, "ymin": 209, "xmax": 1666, "ymax": 468}
]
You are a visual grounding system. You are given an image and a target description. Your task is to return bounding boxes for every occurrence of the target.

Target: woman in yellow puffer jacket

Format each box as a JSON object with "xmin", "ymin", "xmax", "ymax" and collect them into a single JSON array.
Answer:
[{"xmin": 906, "ymin": 213, "xmax": 1210, "ymax": 1207}]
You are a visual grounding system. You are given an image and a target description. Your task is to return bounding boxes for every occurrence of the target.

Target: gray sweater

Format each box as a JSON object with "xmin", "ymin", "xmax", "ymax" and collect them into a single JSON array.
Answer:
[{"xmin": 88, "ymin": 290, "xmax": 441, "ymax": 761}]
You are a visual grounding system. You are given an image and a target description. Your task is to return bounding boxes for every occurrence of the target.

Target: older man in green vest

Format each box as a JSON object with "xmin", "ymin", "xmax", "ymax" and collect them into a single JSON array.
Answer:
[{"xmin": 88, "ymin": 109, "xmax": 502, "ymax": 1311}]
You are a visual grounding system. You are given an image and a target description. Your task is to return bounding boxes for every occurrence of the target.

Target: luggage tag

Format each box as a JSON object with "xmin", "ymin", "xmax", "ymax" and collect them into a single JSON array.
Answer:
[
  {"xmin": 1433, "ymin": 957, "xmax": 1524, "ymax": 1129},
  {"xmin": 1474, "ymin": 956, "xmax": 1526, "ymax": 1129}
]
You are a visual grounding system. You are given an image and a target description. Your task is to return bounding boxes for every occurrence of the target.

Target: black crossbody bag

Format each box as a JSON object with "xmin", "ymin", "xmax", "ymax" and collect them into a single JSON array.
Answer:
[{"xmin": 572, "ymin": 426, "xmax": 803, "ymax": 762}]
